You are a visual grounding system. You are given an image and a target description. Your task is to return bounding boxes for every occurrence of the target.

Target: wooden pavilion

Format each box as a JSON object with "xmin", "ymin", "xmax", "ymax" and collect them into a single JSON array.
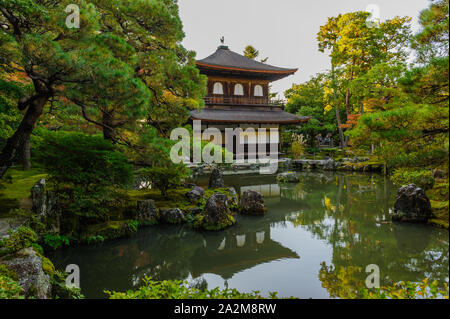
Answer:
[{"xmin": 191, "ymin": 45, "xmax": 310, "ymax": 158}]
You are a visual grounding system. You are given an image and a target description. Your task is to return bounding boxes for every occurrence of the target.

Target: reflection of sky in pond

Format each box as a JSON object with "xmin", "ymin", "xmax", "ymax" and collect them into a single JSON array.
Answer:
[{"xmin": 49, "ymin": 172, "xmax": 449, "ymax": 299}]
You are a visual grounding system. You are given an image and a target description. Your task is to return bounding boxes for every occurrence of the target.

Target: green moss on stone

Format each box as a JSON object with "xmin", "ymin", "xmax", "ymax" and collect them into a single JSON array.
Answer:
[
  {"xmin": 81, "ymin": 220, "xmax": 138, "ymax": 242},
  {"xmin": 41, "ymin": 257, "xmax": 55, "ymax": 277}
]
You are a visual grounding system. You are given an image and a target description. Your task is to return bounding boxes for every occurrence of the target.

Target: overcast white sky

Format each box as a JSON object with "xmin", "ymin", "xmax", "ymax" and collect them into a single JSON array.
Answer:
[{"xmin": 179, "ymin": 0, "xmax": 430, "ymax": 99}]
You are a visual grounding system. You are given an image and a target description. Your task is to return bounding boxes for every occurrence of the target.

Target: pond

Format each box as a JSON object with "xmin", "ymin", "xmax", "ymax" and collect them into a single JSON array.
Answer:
[{"xmin": 49, "ymin": 171, "xmax": 449, "ymax": 299}]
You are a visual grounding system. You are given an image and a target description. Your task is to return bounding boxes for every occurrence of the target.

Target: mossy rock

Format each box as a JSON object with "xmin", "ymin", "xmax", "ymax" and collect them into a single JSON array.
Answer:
[
  {"xmin": 337, "ymin": 161, "xmax": 384, "ymax": 173},
  {"xmin": 127, "ymin": 188, "xmax": 198, "ymax": 213},
  {"xmin": 193, "ymin": 193, "xmax": 236, "ymax": 231},
  {"xmin": 277, "ymin": 172, "xmax": 300, "ymax": 183},
  {"xmin": 204, "ymin": 187, "xmax": 239, "ymax": 211},
  {"xmin": 201, "ymin": 214, "xmax": 235, "ymax": 231},
  {"xmin": 0, "ymin": 226, "xmax": 38, "ymax": 257},
  {"xmin": 159, "ymin": 208, "xmax": 185, "ymax": 224},
  {"xmin": 1, "ymin": 247, "xmax": 52, "ymax": 299},
  {"xmin": 41, "ymin": 257, "xmax": 55, "ymax": 277},
  {"xmin": 192, "ymin": 213, "xmax": 235, "ymax": 231},
  {"xmin": 81, "ymin": 220, "xmax": 138, "ymax": 242}
]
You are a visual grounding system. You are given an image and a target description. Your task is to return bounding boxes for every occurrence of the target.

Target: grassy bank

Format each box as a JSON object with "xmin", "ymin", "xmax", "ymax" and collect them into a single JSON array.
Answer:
[
  {"xmin": 427, "ymin": 180, "xmax": 449, "ymax": 229},
  {"xmin": 0, "ymin": 167, "xmax": 47, "ymax": 218}
]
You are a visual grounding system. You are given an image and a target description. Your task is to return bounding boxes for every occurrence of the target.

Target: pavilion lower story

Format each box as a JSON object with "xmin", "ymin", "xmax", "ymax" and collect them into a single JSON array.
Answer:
[
  {"xmin": 199, "ymin": 122, "xmax": 280, "ymax": 159},
  {"xmin": 190, "ymin": 107, "xmax": 310, "ymax": 160}
]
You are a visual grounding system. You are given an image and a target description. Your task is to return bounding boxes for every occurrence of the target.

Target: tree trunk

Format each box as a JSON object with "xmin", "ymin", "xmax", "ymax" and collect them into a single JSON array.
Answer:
[
  {"xmin": 335, "ymin": 106, "xmax": 345, "ymax": 148},
  {"xmin": 0, "ymin": 95, "xmax": 48, "ymax": 178},
  {"xmin": 331, "ymin": 64, "xmax": 345, "ymax": 149},
  {"xmin": 102, "ymin": 111, "xmax": 115, "ymax": 142},
  {"xmin": 345, "ymin": 88, "xmax": 351, "ymax": 117},
  {"xmin": 22, "ymin": 135, "xmax": 31, "ymax": 170}
]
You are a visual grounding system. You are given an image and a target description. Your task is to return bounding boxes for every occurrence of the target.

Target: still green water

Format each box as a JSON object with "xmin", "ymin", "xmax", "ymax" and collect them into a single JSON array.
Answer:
[{"xmin": 49, "ymin": 172, "xmax": 449, "ymax": 299}]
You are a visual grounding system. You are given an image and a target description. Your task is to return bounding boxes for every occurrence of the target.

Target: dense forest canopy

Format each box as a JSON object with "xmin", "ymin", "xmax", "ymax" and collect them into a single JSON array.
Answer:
[
  {"xmin": 0, "ymin": 0, "xmax": 206, "ymax": 177},
  {"xmin": 285, "ymin": 0, "xmax": 449, "ymax": 172}
]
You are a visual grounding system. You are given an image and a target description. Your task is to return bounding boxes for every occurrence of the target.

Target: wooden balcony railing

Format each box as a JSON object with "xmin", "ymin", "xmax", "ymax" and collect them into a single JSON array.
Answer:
[{"xmin": 204, "ymin": 96, "xmax": 284, "ymax": 107}]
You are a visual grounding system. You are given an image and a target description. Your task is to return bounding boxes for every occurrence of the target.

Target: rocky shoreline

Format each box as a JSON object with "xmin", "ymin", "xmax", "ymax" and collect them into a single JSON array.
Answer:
[{"xmin": 187, "ymin": 156, "xmax": 386, "ymax": 176}]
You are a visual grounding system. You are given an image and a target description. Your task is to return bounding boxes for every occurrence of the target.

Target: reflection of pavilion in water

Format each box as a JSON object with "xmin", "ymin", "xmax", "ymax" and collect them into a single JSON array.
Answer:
[
  {"xmin": 127, "ymin": 204, "xmax": 300, "ymax": 282},
  {"xmin": 190, "ymin": 215, "xmax": 299, "ymax": 279}
]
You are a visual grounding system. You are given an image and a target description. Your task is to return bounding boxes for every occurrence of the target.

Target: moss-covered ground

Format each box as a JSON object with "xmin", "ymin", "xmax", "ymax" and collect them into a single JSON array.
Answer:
[
  {"xmin": 0, "ymin": 167, "xmax": 47, "ymax": 218},
  {"xmin": 427, "ymin": 180, "xmax": 449, "ymax": 229}
]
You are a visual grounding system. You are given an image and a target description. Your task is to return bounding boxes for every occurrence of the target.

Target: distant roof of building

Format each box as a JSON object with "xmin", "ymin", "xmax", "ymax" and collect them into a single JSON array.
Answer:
[
  {"xmin": 190, "ymin": 108, "xmax": 310, "ymax": 125},
  {"xmin": 196, "ymin": 46, "xmax": 297, "ymax": 81}
]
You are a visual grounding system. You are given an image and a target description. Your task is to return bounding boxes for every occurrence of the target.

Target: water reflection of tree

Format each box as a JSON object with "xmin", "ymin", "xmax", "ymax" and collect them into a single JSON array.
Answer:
[{"xmin": 285, "ymin": 173, "xmax": 449, "ymax": 298}]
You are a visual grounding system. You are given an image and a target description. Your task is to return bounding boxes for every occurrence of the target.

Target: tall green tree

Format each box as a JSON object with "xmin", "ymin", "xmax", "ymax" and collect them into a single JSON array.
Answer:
[
  {"xmin": 285, "ymin": 73, "xmax": 337, "ymax": 147},
  {"xmin": 83, "ymin": 0, "xmax": 206, "ymax": 143},
  {"xmin": 0, "ymin": 0, "xmax": 143, "ymax": 177},
  {"xmin": 412, "ymin": 0, "xmax": 449, "ymax": 63},
  {"xmin": 348, "ymin": 1, "xmax": 449, "ymax": 169},
  {"xmin": 317, "ymin": 11, "xmax": 411, "ymax": 147},
  {"xmin": 0, "ymin": 0, "xmax": 206, "ymax": 177}
]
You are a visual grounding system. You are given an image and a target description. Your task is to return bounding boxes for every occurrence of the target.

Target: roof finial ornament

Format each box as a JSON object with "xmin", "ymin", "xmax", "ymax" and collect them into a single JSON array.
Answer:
[{"xmin": 218, "ymin": 36, "xmax": 228, "ymax": 50}]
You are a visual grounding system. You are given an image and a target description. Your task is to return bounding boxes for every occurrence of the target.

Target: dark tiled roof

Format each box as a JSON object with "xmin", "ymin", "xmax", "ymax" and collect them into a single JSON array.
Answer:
[
  {"xmin": 190, "ymin": 108, "xmax": 310, "ymax": 124},
  {"xmin": 197, "ymin": 46, "xmax": 297, "ymax": 74}
]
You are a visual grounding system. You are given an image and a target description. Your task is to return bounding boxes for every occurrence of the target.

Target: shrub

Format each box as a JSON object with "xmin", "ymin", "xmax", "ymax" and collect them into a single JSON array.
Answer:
[
  {"xmin": 291, "ymin": 141, "xmax": 305, "ymax": 159},
  {"xmin": 391, "ymin": 168, "xmax": 435, "ymax": 190},
  {"xmin": 138, "ymin": 164, "xmax": 189, "ymax": 197},
  {"xmin": 51, "ymin": 270, "xmax": 84, "ymax": 299},
  {"xmin": 87, "ymin": 235, "xmax": 105, "ymax": 245},
  {"xmin": 362, "ymin": 279, "xmax": 449, "ymax": 299},
  {"xmin": 0, "ymin": 265, "xmax": 23, "ymax": 299},
  {"xmin": 106, "ymin": 276, "xmax": 266, "ymax": 299},
  {"xmin": 44, "ymin": 234, "xmax": 70, "ymax": 250},
  {"xmin": 30, "ymin": 243, "xmax": 44, "ymax": 255},
  {"xmin": 291, "ymin": 133, "xmax": 307, "ymax": 159},
  {"xmin": 127, "ymin": 220, "xmax": 139, "ymax": 232},
  {"xmin": 36, "ymin": 131, "xmax": 134, "ymax": 220},
  {"xmin": 0, "ymin": 226, "xmax": 38, "ymax": 256}
]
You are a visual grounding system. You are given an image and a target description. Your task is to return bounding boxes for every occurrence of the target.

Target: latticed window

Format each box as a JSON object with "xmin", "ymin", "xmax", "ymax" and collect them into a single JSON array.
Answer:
[
  {"xmin": 234, "ymin": 83, "xmax": 244, "ymax": 96},
  {"xmin": 254, "ymin": 85, "xmax": 263, "ymax": 97},
  {"xmin": 213, "ymin": 82, "xmax": 223, "ymax": 94}
]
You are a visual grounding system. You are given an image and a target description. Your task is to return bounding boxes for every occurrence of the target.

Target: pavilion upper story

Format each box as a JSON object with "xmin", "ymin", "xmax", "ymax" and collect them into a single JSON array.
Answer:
[{"xmin": 196, "ymin": 45, "xmax": 298, "ymax": 109}]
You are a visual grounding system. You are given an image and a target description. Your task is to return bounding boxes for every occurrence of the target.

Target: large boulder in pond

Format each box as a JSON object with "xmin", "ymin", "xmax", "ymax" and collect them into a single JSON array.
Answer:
[
  {"xmin": 277, "ymin": 172, "xmax": 299, "ymax": 183},
  {"xmin": 2, "ymin": 247, "xmax": 52, "ymax": 299},
  {"xmin": 159, "ymin": 208, "xmax": 185, "ymax": 224},
  {"xmin": 239, "ymin": 190, "xmax": 265, "ymax": 215},
  {"xmin": 136, "ymin": 200, "xmax": 159, "ymax": 225},
  {"xmin": 185, "ymin": 186, "xmax": 205, "ymax": 202},
  {"xmin": 392, "ymin": 184, "xmax": 433, "ymax": 223},
  {"xmin": 209, "ymin": 168, "xmax": 225, "ymax": 188},
  {"xmin": 201, "ymin": 193, "xmax": 235, "ymax": 230}
]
